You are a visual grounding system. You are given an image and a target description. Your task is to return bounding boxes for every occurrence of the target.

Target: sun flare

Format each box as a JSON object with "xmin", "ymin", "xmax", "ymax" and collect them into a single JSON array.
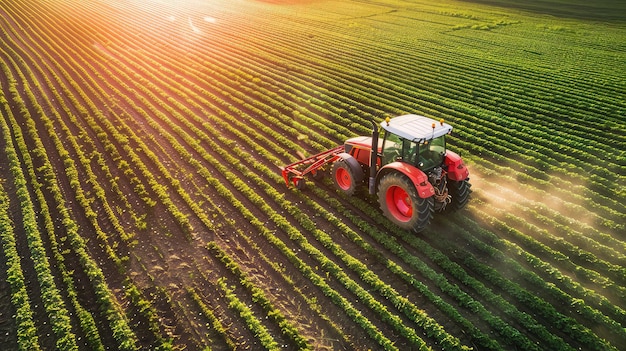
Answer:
[{"xmin": 121, "ymin": 0, "xmax": 222, "ymax": 38}]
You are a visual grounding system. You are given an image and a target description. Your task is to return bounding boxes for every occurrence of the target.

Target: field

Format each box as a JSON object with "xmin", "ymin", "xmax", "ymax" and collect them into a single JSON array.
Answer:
[{"xmin": 0, "ymin": 0, "xmax": 624, "ymax": 350}]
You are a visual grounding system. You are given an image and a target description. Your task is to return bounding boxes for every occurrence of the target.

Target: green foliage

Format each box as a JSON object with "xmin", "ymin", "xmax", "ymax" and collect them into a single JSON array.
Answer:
[{"xmin": 1, "ymin": 0, "xmax": 623, "ymax": 350}]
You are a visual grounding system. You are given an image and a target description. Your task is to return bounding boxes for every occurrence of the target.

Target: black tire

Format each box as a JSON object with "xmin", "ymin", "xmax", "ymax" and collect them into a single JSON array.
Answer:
[
  {"xmin": 294, "ymin": 178, "xmax": 306, "ymax": 190},
  {"xmin": 332, "ymin": 154, "xmax": 363, "ymax": 196},
  {"xmin": 378, "ymin": 172, "xmax": 434, "ymax": 233},
  {"xmin": 446, "ymin": 179, "xmax": 471, "ymax": 212},
  {"xmin": 311, "ymin": 168, "xmax": 325, "ymax": 180}
]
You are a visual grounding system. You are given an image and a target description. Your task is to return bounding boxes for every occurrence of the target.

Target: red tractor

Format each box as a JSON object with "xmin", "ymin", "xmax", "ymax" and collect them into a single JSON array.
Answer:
[{"xmin": 282, "ymin": 114, "xmax": 471, "ymax": 233}]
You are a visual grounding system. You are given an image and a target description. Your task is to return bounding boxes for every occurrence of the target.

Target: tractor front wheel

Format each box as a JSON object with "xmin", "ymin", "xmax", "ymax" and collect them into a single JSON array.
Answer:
[
  {"xmin": 332, "ymin": 155, "xmax": 362, "ymax": 196},
  {"xmin": 378, "ymin": 172, "xmax": 434, "ymax": 233}
]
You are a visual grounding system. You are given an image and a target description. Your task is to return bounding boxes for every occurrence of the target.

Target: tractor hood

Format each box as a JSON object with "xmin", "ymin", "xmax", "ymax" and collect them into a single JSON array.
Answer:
[
  {"xmin": 381, "ymin": 114, "xmax": 452, "ymax": 141},
  {"xmin": 345, "ymin": 136, "xmax": 383, "ymax": 152}
]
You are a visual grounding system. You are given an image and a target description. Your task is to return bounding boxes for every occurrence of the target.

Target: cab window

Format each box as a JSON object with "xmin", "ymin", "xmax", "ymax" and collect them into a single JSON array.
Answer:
[
  {"xmin": 382, "ymin": 132, "xmax": 402, "ymax": 165},
  {"xmin": 418, "ymin": 136, "xmax": 446, "ymax": 170}
]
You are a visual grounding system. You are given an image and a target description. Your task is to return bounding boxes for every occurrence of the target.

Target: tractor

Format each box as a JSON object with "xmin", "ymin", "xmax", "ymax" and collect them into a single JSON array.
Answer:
[{"xmin": 281, "ymin": 114, "xmax": 471, "ymax": 233}]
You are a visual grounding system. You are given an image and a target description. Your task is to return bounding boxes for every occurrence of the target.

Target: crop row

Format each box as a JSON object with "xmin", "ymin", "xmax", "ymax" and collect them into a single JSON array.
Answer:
[
  {"xmin": 294, "ymin": 8, "xmax": 626, "ymax": 129},
  {"xmin": 344, "ymin": 189, "xmax": 622, "ymax": 350},
  {"xmin": 1, "ymin": 4, "xmax": 316, "ymax": 350},
  {"xmin": 467, "ymin": 168, "xmax": 626, "ymax": 290},
  {"xmin": 147, "ymin": 6, "xmax": 624, "ymax": 253},
  {"xmin": 225, "ymin": 11, "xmax": 625, "ymax": 158},
  {"xmin": 11, "ymin": 2, "xmax": 410, "ymax": 350},
  {"xmin": 204, "ymin": 11, "xmax": 625, "ymax": 212},
  {"xmin": 207, "ymin": 242, "xmax": 312, "ymax": 349},
  {"xmin": 1, "ymin": 53, "xmax": 81, "ymax": 351},
  {"xmin": 177, "ymin": 14, "xmax": 624, "ymax": 228},
  {"xmin": 449, "ymin": 211, "xmax": 626, "ymax": 346},
  {"xmin": 0, "ymin": 66, "xmax": 140, "ymax": 351},
  {"xmin": 7, "ymin": 0, "xmax": 197, "ymax": 239},
  {"xmin": 0, "ymin": 98, "xmax": 42, "ymax": 351},
  {"xmin": 6, "ymin": 7, "xmax": 261, "ymax": 349},
  {"xmin": 109, "ymin": 41, "xmax": 604, "ymax": 350},
  {"xmin": 0, "ymin": 5, "xmax": 178, "ymax": 349},
  {"xmin": 89, "ymin": 4, "xmax": 624, "ymax": 350},
  {"xmin": 2, "ymin": 0, "xmax": 624, "ymax": 350},
  {"xmin": 317, "ymin": 181, "xmax": 580, "ymax": 350}
]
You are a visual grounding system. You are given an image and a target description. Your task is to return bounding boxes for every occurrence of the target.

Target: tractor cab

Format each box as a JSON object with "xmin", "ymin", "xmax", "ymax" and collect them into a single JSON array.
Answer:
[{"xmin": 380, "ymin": 114, "xmax": 451, "ymax": 171}]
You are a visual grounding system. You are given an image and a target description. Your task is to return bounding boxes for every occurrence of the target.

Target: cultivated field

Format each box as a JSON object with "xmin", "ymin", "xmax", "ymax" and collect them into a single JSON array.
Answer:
[{"xmin": 0, "ymin": 0, "xmax": 624, "ymax": 350}]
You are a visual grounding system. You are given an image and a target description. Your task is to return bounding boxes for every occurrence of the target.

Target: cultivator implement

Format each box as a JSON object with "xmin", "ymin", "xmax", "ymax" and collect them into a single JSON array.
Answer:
[{"xmin": 281, "ymin": 145, "xmax": 345, "ymax": 189}]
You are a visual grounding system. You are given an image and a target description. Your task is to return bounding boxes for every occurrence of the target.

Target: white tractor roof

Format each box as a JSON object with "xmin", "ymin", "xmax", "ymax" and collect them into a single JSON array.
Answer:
[{"xmin": 381, "ymin": 114, "xmax": 452, "ymax": 141}]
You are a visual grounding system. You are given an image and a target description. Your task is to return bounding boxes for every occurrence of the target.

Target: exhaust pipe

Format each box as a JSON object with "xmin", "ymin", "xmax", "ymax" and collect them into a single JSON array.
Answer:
[{"xmin": 369, "ymin": 118, "xmax": 378, "ymax": 195}]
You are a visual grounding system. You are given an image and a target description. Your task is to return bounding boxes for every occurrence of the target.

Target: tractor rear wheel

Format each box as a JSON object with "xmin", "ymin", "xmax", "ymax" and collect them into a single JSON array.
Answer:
[
  {"xmin": 378, "ymin": 172, "xmax": 434, "ymax": 233},
  {"xmin": 332, "ymin": 155, "xmax": 362, "ymax": 196},
  {"xmin": 446, "ymin": 179, "xmax": 471, "ymax": 212}
]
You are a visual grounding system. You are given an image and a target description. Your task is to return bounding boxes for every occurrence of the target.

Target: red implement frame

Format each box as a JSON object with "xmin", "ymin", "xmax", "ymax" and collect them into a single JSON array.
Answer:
[{"xmin": 281, "ymin": 145, "xmax": 345, "ymax": 187}]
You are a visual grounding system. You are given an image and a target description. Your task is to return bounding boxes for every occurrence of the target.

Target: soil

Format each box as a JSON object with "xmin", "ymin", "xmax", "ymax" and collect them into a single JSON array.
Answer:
[{"xmin": 0, "ymin": 1, "xmax": 623, "ymax": 351}]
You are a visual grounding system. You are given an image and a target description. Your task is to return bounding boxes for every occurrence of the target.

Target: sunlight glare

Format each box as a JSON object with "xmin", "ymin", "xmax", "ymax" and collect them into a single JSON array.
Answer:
[{"xmin": 188, "ymin": 17, "xmax": 201, "ymax": 34}]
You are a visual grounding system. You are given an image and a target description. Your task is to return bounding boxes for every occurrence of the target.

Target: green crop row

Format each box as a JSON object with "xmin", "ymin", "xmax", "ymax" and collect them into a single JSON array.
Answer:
[
  {"xmin": 465, "ymin": 206, "xmax": 625, "ymax": 349},
  {"xmin": 0, "ymin": 19, "xmax": 139, "ymax": 349},
  {"xmin": 463, "ymin": 192, "xmax": 625, "ymax": 321},
  {"xmin": 192, "ymin": 179, "xmax": 353, "ymax": 347},
  {"xmin": 13, "ymin": 0, "xmax": 162, "ymax": 217},
  {"xmin": 213, "ymin": 14, "xmax": 624, "ymax": 215},
  {"xmin": 207, "ymin": 242, "xmax": 312, "ymax": 350},
  {"xmin": 0, "ymin": 0, "xmax": 151, "ymax": 241},
  {"xmin": 257, "ymin": 11, "xmax": 625, "ymax": 146},
  {"xmin": 86, "ymin": 5, "xmax": 620, "ymax": 350},
  {"xmin": 321, "ymin": 189, "xmax": 550, "ymax": 350},
  {"xmin": 216, "ymin": 277, "xmax": 281, "ymax": 351},
  {"xmin": 0, "ymin": 56, "xmax": 79, "ymax": 351},
  {"xmin": 6, "ymin": 7, "xmax": 336, "ymax": 350},
  {"xmin": 0, "ymin": 70, "xmax": 107, "ymax": 351},
  {"xmin": 336, "ymin": 185, "xmax": 605, "ymax": 350},
  {"xmin": 124, "ymin": 281, "xmax": 175, "ymax": 351},
  {"xmin": 467, "ymin": 178, "xmax": 625, "ymax": 293},
  {"xmin": 500, "ymin": 209, "xmax": 626, "ymax": 298},
  {"xmin": 40, "ymin": 8, "xmax": 400, "ymax": 350},
  {"xmin": 0, "ymin": 37, "xmax": 124, "ymax": 267},
  {"xmin": 0, "ymin": 113, "xmax": 41, "ymax": 351},
  {"xmin": 188, "ymin": 287, "xmax": 239, "ymax": 349},
  {"xmin": 197, "ymin": 17, "xmax": 624, "ymax": 236},
  {"xmin": 0, "ymin": 186, "xmax": 42, "ymax": 351},
  {"xmin": 452, "ymin": 212, "xmax": 626, "ymax": 328}
]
